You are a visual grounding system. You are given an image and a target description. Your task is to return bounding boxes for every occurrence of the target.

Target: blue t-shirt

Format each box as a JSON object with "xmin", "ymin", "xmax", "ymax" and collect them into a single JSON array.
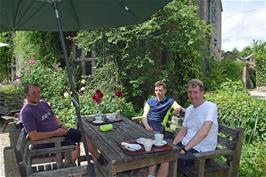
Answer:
[
  {"xmin": 20, "ymin": 101, "xmax": 60, "ymax": 133},
  {"xmin": 147, "ymin": 96, "xmax": 175, "ymax": 122}
]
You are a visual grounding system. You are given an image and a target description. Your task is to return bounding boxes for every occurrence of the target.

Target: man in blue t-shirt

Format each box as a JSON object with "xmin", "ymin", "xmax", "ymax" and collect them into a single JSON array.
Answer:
[
  {"xmin": 20, "ymin": 83, "xmax": 107, "ymax": 165},
  {"xmin": 142, "ymin": 80, "xmax": 184, "ymax": 134},
  {"xmin": 142, "ymin": 80, "xmax": 184, "ymax": 177}
]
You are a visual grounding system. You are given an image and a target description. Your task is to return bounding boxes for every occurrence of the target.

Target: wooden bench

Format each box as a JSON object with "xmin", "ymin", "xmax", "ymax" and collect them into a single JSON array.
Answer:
[
  {"xmin": 4, "ymin": 127, "xmax": 89, "ymax": 177},
  {"xmin": 177, "ymin": 124, "xmax": 244, "ymax": 177},
  {"xmin": 131, "ymin": 116, "xmax": 244, "ymax": 177}
]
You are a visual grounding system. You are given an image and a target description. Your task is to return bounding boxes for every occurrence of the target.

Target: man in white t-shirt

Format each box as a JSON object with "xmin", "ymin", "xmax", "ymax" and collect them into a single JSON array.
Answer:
[{"xmin": 173, "ymin": 79, "xmax": 218, "ymax": 166}]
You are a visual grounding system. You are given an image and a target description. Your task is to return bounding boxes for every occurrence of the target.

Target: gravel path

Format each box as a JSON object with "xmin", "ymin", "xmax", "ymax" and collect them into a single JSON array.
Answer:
[{"xmin": 0, "ymin": 121, "xmax": 11, "ymax": 177}]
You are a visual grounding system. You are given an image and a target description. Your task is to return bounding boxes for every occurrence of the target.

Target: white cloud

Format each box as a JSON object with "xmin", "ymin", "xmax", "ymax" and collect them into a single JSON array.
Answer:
[{"xmin": 222, "ymin": 0, "xmax": 266, "ymax": 51}]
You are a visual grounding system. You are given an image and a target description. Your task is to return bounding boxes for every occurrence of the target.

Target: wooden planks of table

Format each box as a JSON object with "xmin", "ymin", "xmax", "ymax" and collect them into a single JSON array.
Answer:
[{"xmin": 82, "ymin": 115, "xmax": 178, "ymax": 177}]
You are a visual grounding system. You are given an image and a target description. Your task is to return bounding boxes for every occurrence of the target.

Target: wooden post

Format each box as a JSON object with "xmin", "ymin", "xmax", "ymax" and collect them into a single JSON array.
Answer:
[{"xmin": 4, "ymin": 147, "xmax": 21, "ymax": 177}]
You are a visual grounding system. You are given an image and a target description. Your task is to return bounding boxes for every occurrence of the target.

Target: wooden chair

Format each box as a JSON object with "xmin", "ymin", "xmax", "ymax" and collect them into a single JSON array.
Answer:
[
  {"xmin": 4, "ymin": 127, "xmax": 88, "ymax": 177},
  {"xmin": 178, "ymin": 124, "xmax": 244, "ymax": 177}
]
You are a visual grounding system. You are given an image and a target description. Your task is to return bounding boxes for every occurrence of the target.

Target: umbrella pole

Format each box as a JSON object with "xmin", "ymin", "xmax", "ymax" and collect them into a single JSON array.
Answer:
[{"xmin": 51, "ymin": 1, "xmax": 95, "ymax": 176}]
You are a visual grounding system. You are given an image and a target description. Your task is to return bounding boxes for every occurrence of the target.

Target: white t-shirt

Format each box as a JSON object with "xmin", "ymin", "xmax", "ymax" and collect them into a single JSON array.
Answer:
[{"xmin": 182, "ymin": 101, "xmax": 218, "ymax": 152}]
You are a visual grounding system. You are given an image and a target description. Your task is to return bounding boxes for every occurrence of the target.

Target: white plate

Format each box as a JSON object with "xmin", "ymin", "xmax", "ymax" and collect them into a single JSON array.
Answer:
[
  {"xmin": 152, "ymin": 140, "xmax": 167, "ymax": 147},
  {"xmin": 136, "ymin": 138, "xmax": 147, "ymax": 145},
  {"xmin": 93, "ymin": 120, "xmax": 104, "ymax": 124},
  {"xmin": 125, "ymin": 144, "xmax": 142, "ymax": 151}
]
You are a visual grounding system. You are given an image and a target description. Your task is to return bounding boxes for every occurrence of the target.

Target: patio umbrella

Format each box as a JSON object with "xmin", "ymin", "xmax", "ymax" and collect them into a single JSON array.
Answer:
[{"xmin": 0, "ymin": 0, "xmax": 172, "ymax": 175}]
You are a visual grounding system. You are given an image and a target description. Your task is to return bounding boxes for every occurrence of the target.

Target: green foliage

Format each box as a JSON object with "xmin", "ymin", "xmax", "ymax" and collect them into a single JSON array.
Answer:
[
  {"xmin": 76, "ymin": 0, "xmax": 210, "ymax": 108},
  {"xmin": 0, "ymin": 32, "xmax": 13, "ymax": 81},
  {"xmin": 78, "ymin": 62, "xmax": 136, "ymax": 117},
  {"xmin": 220, "ymin": 59, "xmax": 244, "ymax": 81},
  {"xmin": 19, "ymin": 62, "xmax": 68, "ymax": 102},
  {"xmin": 54, "ymin": 62, "xmax": 136, "ymax": 127},
  {"xmin": 205, "ymin": 80, "xmax": 266, "ymax": 143},
  {"xmin": 13, "ymin": 31, "xmax": 62, "ymax": 67},
  {"xmin": 203, "ymin": 58, "xmax": 244, "ymax": 91},
  {"xmin": 0, "ymin": 82, "xmax": 22, "ymax": 94},
  {"xmin": 240, "ymin": 41, "xmax": 266, "ymax": 87},
  {"xmin": 18, "ymin": 61, "xmax": 136, "ymax": 127},
  {"xmin": 240, "ymin": 140, "xmax": 266, "ymax": 177},
  {"xmin": 256, "ymin": 54, "xmax": 266, "ymax": 87}
]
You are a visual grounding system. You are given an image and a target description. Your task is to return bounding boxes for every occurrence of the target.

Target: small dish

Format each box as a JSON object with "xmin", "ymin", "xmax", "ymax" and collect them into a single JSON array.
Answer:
[
  {"xmin": 152, "ymin": 140, "xmax": 167, "ymax": 147},
  {"xmin": 93, "ymin": 120, "xmax": 104, "ymax": 124},
  {"xmin": 124, "ymin": 143, "xmax": 142, "ymax": 151}
]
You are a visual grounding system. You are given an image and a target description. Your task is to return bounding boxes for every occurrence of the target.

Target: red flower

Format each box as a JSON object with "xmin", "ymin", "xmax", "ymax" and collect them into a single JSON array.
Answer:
[
  {"xmin": 92, "ymin": 89, "xmax": 104, "ymax": 104},
  {"xmin": 115, "ymin": 90, "xmax": 123, "ymax": 97}
]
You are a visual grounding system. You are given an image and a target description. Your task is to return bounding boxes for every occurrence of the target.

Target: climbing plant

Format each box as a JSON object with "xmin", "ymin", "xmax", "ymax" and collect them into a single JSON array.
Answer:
[
  {"xmin": 76, "ymin": 0, "xmax": 210, "ymax": 109},
  {"xmin": 13, "ymin": 31, "xmax": 63, "ymax": 68}
]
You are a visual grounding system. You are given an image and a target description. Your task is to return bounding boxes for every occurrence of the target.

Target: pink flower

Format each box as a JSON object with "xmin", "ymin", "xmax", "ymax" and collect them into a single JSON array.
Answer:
[
  {"xmin": 14, "ymin": 74, "xmax": 20, "ymax": 80},
  {"xmin": 115, "ymin": 90, "xmax": 123, "ymax": 97},
  {"xmin": 29, "ymin": 59, "xmax": 37, "ymax": 65}
]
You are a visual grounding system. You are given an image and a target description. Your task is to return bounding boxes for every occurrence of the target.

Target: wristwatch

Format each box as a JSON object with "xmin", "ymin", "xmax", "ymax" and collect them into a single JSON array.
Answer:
[{"xmin": 182, "ymin": 147, "xmax": 188, "ymax": 153}]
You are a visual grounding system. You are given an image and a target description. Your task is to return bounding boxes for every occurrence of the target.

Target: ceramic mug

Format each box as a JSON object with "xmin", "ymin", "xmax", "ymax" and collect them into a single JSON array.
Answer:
[
  {"xmin": 154, "ymin": 133, "xmax": 164, "ymax": 145},
  {"xmin": 143, "ymin": 139, "xmax": 153, "ymax": 152}
]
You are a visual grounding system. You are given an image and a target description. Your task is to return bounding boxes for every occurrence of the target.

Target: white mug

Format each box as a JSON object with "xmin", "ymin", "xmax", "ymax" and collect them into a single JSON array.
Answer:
[
  {"xmin": 143, "ymin": 139, "xmax": 153, "ymax": 152},
  {"xmin": 154, "ymin": 133, "xmax": 164, "ymax": 145}
]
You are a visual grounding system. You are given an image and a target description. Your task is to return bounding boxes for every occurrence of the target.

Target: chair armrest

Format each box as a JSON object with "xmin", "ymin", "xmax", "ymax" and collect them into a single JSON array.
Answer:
[
  {"xmin": 193, "ymin": 149, "xmax": 233, "ymax": 160},
  {"xmin": 131, "ymin": 116, "xmax": 143, "ymax": 124},
  {"xmin": 29, "ymin": 145, "xmax": 76, "ymax": 156},
  {"xmin": 29, "ymin": 137, "xmax": 66, "ymax": 145},
  {"xmin": 8, "ymin": 109, "xmax": 21, "ymax": 115}
]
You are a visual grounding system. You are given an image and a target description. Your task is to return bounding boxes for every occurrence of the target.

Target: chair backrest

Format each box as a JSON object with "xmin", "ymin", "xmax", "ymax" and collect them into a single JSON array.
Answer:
[{"xmin": 217, "ymin": 124, "xmax": 244, "ymax": 177}]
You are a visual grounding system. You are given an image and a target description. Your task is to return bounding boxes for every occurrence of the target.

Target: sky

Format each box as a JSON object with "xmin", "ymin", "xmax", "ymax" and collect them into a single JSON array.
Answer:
[{"xmin": 222, "ymin": 0, "xmax": 266, "ymax": 51}]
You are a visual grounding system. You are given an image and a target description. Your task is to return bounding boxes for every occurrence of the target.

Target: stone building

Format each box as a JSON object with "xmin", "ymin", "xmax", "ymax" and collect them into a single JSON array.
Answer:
[{"xmin": 197, "ymin": 0, "xmax": 223, "ymax": 60}]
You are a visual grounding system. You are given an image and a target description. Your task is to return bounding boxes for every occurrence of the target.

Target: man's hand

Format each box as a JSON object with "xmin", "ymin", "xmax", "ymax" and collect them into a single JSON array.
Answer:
[
  {"xmin": 54, "ymin": 127, "xmax": 68, "ymax": 136},
  {"xmin": 61, "ymin": 124, "xmax": 69, "ymax": 131},
  {"xmin": 144, "ymin": 124, "xmax": 153, "ymax": 131},
  {"xmin": 180, "ymin": 149, "xmax": 186, "ymax": 154}
]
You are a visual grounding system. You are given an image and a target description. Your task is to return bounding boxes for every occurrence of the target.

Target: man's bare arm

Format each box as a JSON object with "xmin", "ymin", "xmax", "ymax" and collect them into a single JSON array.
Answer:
[
  {"xmin": 173, "ymin": 126, "xmax": 187, "ymax": 145},
  {"xmin": 28, "ymin": 128, "xmax": 68, "ymax": 141},
  {"xmin": 142, "ymin": 103, "xmax": 153, "ymax": 131}
]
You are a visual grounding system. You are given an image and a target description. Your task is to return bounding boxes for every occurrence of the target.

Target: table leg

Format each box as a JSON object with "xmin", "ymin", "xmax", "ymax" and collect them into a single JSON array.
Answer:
[{"xmin": 169, "ymin": 158, "xmax": 177, "ymax": 177}]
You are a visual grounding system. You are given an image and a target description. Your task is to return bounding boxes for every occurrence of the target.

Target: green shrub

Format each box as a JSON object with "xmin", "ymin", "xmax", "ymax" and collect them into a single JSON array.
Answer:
[
  {"xmin": 205, "ymin": 80, "xmax": 266, "ymax": 143},
  {"xmin": 219, "ymin": 59, "xmax": 244, "ymax": 81},
  {"xmin": 20, "ymin": 62, "xmax": 68, "ymax": 100},
  {"xmin": 256, "ymin": 54, "xmax": 266, "ymax": 87},
  {"xmin": 240, "ymin": 140, "xmax": 266, "ymax": 177},
  {"xmin": 203, "ymin": 58, "xmax": 244, "ymax": 91},
  {"xmin": 0, "ymin": 82, "xmax": 22, "ymax": 94},
  {"xmin": 77, "ymin": 62, "xmax": 137, "ymax": 118}
]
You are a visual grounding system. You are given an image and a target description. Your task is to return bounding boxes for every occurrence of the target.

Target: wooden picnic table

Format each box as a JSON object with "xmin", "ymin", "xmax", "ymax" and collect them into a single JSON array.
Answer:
[{"xmin": 82, "ymin": 114, "xmax": 178, "ymax": 177}]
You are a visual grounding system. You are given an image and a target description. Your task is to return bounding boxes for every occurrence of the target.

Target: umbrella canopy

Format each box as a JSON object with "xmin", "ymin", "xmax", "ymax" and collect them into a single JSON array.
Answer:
[{"xmin": 0, "ymin": 0, "xmax": 171, "ymax": 32}]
